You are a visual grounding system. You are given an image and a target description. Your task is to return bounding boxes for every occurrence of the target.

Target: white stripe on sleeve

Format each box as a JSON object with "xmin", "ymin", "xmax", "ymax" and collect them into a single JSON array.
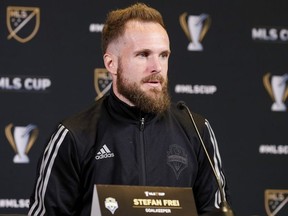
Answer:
[
  {"xmin": 28, "ymin": 124, "xmax": 69, "ymax": 216},
  {"xmin": 205, "ymin": 120, "xmax": 227, "ymax": 208}
]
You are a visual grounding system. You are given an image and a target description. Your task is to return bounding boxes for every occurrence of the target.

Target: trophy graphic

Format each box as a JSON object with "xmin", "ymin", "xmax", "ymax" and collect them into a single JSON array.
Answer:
[
  {"xmin": 263, "ymin": 73, "xmax": 288, "ymax": 111},
  {"xmin": 179, "ymin": 13, "xmax": 211, "ymax": 51},
  {"xmin": 5, "ymin": 123, "xmax": 38, "ymax": 163}
]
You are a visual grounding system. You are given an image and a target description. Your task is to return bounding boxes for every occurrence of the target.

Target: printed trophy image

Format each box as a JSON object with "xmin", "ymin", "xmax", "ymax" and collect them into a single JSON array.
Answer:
[
  {"xmin": 179, "ymin": 13, "xmax": 211, "ymax": 51},
  {"xmin": 271, "ymin": 75, "xmax": 288, "ymax": 111},
  {"xmin": 263, "ymin": 73, "xmax": 288, "ymax": 112},
  {"xmin": 5, "ymin": 123, "xmax": 38, "ymax": 163}
]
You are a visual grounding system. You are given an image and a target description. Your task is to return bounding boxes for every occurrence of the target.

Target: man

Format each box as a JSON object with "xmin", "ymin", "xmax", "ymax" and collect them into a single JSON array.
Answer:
[{"xmin": 28, "ymin": 3, "xmax": 230, "ymax": 216}]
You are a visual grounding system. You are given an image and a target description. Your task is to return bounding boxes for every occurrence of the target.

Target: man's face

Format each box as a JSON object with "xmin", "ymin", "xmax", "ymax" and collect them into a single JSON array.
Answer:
[{"xmin": 108, "ymin": 20, "xmax": 171, "ymax": 113}]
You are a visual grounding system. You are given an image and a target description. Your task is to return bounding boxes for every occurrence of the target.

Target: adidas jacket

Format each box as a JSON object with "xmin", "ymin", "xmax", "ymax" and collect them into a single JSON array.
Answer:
[{"xmin": 28, "ymin": 90, "xmax": 230, "ymax": 216}]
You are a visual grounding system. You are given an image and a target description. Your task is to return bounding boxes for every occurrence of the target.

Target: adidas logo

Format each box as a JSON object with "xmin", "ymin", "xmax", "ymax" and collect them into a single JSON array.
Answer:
[{"xmin": 95, "ymin": 144, "xmax": 115, "ymax": 160}]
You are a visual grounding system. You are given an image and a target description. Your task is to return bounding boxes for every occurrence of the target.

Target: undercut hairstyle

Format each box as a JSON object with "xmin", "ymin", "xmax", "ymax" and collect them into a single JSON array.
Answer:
[{"xmin": 101, "ymin": 3, "xmax": 166, "ymax": 54}]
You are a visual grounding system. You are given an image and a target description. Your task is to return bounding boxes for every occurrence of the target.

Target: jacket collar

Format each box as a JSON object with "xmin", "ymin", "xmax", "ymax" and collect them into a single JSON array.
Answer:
[{"xmin": 107, "ymin": 88, "xmax": 157, "ymax": 123}]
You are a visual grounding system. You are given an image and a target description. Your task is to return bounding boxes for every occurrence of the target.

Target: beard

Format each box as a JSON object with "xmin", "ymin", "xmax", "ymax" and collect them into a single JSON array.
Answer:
[{"xmin": 116, "ymin": 64, "xmax": 171, "ymax": 114}]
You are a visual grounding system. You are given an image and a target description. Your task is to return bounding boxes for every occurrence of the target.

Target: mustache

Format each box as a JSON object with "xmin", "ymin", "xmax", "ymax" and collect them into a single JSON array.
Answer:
[{"xmin": 141, "ymin": 74, "xmax": 165, "ymax": 84}]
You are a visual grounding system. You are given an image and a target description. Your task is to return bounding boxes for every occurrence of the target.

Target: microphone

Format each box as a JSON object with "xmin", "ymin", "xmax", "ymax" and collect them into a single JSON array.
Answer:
[{"xmin": 177, "ymin": 101, "xmax": 234, "ymax": 216}]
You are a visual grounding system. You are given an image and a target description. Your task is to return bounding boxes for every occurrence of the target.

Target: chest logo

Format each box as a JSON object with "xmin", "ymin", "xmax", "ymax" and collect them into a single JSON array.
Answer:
[
  {"xmin": 167, "ymin": 144, "xmax": 188, "ymax": 179},
  {"xmin": 95, "ymin": 144, "xmax": 114, "ymax": 160}
]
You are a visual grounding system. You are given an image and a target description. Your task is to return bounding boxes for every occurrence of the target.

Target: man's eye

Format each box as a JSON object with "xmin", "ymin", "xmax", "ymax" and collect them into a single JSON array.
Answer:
[
  {"xmin": 138, "ymin": 52, "xmax": 149, "ymax": 57},
  {"xmin": 160, "ymin": 53, "xmax": 169, "ymax": 58}
]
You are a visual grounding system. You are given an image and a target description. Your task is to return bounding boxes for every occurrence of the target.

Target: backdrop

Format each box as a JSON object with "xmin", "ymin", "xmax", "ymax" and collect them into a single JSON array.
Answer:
[{"xmin": 0, "ymin": 0, "xmax": 287, "ymax": 215}]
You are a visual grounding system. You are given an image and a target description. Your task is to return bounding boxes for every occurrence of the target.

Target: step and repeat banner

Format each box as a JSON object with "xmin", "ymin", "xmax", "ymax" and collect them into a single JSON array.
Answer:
[{"xmin": 0, "ymin": 0, "xmax": 287, "ymax": 215}]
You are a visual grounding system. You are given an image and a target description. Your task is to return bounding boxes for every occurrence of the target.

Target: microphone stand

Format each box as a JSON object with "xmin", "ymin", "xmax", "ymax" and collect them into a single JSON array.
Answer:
[{"xmin": 178, "ymin": 102, "xmax": 234, "ymax": 216}]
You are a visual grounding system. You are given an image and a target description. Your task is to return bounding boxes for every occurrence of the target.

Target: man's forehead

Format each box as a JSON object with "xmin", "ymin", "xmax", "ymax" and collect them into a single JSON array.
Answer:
[
  {"xmin": 124, "ymin": 20, "xmax": 164, "ymax": 31},
  {"xmin": 123, "ymin": 20, "xmax": 169, "ymax": 43},
  {"xmin": 106, "ymin": 20, "xmax": 169, "ymax": 54}
]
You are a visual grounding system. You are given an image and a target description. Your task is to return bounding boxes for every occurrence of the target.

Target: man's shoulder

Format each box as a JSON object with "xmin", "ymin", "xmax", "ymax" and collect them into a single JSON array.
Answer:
[
  {"xmin": 169, "ymin": 102, "xmax": 206, "ymax": 129},
  {"xmin": 61, "ymin": 96, "xmax": 107, "ymax": 133}
]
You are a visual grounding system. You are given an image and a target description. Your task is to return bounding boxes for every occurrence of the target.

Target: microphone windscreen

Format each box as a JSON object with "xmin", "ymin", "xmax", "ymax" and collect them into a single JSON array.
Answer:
[{"xmin": 177, "ymin": 101, "xmax": 186, "ymax": 110}]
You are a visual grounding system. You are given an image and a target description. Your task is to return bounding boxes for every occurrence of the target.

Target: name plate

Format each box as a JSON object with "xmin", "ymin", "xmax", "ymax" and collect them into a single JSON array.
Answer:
[{"xmin": 91, "ymin": 184, "xmax": 198, "ymax": 216}]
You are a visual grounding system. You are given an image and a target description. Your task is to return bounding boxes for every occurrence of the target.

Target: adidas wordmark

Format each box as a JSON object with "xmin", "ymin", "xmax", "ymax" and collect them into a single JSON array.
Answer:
[{"xmin": 95, "ymin": 144, "xmax": 115, "ymax": 160}]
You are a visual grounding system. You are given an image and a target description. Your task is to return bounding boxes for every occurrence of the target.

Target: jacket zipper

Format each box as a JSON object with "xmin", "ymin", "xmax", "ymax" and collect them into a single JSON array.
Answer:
[{"xmin": 139, "ymin": 117, "xmax": 146, "ymax": 185}]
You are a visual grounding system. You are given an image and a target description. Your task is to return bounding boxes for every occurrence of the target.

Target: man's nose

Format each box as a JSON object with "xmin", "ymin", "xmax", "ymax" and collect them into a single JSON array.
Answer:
[{"xmin": 150, "ymin": 56, "xmax": 162, "ymax": 73}]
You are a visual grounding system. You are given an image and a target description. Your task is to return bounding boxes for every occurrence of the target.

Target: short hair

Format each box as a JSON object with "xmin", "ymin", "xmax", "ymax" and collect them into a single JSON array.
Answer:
[{"xmin": 101, "ymin": 3, "xmax": 166, "ymax": 54}]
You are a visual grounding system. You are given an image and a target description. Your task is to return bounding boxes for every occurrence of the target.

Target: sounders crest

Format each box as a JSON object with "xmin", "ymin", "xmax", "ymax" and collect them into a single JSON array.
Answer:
[{"xmin": 104, "ymin": 197, "xmax": 118, "ymax": 214}]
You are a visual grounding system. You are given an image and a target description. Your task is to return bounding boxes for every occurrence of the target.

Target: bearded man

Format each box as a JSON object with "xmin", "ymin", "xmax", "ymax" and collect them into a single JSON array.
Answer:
[{"xmin": 28, "ymin": 3, "xmax": 231, "ymax": 216}]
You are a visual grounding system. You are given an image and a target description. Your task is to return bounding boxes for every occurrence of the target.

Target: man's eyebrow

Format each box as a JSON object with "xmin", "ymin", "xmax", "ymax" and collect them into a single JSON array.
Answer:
[
  {"xmin": 161, "ymin": 50, "xmax": 171, "ymax": 55},
  {"xmin": 134, "ymin": 49, "xmax": 152, "ymax": 54},
  {"xmin": 134, "ymin": 49, "xmax": 171, "ymax": 55}
]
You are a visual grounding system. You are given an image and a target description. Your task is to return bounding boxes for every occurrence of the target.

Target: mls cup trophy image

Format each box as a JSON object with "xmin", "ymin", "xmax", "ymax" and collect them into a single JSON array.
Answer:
[
  {"xmin": 5, "ymin": 123, "xmax": 39, "ymax": 163},
  {"xmin": 179, "ymin": 13, "xmax": 211, "ymax": 51},
  {"xmin": 263, "ymin": 73, "xmax": 288, "ymax": 112}
]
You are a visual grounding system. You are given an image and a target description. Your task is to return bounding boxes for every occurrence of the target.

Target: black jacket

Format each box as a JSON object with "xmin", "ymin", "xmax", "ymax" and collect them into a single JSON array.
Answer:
[{"xmin": 28, "ymin": 90, "xmax": 230, "ymax": 215}]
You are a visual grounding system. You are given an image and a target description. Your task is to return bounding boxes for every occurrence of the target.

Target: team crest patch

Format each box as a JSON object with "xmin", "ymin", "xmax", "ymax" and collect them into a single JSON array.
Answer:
[
  {"xmin": 167, "ymin": 144, "xmax": 188, "ymax": 179},
  {"xmin": 105, "ymin": 197, "xmax": 118, "ymax": 214}
]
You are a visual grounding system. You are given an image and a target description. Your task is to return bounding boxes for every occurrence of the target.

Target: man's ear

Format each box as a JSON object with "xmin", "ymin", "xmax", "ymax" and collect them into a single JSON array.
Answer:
[{"xmin": 103, "ymin": 53, "xmax": 117, "ymax": 76}]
